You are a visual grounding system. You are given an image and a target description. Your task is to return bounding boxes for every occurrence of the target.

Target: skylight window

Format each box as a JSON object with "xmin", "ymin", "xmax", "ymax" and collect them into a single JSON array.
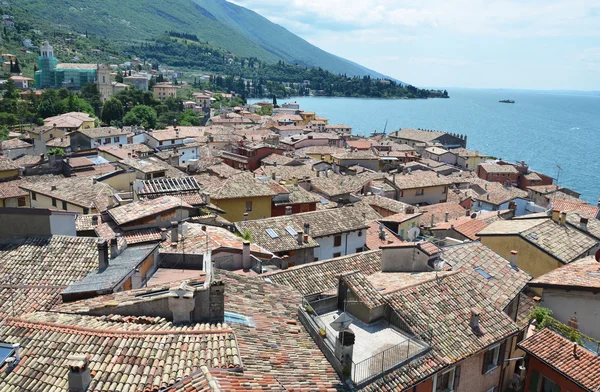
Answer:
[
  {"xmin": 266, "ymin": 228, "xmax": 279, "ymax": 239},
  {"xmin": 0, "ymin": 344, "xmax": 15, "ymax": 367},
  {"xmin": 224, "ymin": 312, "xmax": 255, "ymax": 327},
  {"xmin": 320, "ymin": 198, "xmax": 329, "ymax": 205},
  {"xmin": 285, "ymin": 226, "xmax": 298, "ymax": 237},
  {"xmin": 474, "ymin": 267, "xmax": 493, "ymax": 280}
]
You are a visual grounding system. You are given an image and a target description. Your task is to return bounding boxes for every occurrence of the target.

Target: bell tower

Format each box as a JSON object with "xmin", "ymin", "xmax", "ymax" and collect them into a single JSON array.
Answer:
[{"xmin": 96, "ymin": 64, "xmax": 112, "ymax": 102}]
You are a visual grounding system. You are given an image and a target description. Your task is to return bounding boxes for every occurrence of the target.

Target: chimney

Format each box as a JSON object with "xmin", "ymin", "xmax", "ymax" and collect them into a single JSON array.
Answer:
[
  {"xmin": 243, "ymin": 212, "xmax": 249, "ymax": 221},
  {"xmin": 444, "ymin": 211, "xmax": 449, "ymax": 222},
  {"xmin": 392, "ymin": 172, "xmax": 396, "ymax": 183},
  {"xmin": 91, "ymin": 215, "xmax": 99, "ymax": 226},
  {"xmin": 580, "ymin": 217, "xmax": 589, "ymax": 231},
  {"xmin": 510, "ymin": 250, "xmax": 518, "ymax": 266},
  {"xmin": 51, "ymin": 184, "xmax": 57, "ymax": 191},
  {"xmin": 297, "ymin": 230, "xmax": 304, "ymax": 246},
  {"xmin": 242, "ymin": 241, "xmax": 251, "ymax": 271},
  {"xmin": 66, "ymin": 354, "xmax": 92, "ymax": 392},
  {"xmin": 285, "ymin": 206, "xmax": 293, "ymax": 215},
  {"xmin": 97, "ymin": 239, "xmax": 109, "ymax": 270},
  {"xmin": 167, "ymin": 283, "xmax": 195, "ymax": 324},
  {"xmin": 304, "ymin": 223, "xmax": 310, "ymax": 235},
  {"xmin": 271, "ymin": 172, "xmax": 276, "ymax": 180},
  {"xmin": 109, "ymin": 237, "xmax": 119, "ymax": 259},
  {"xmin": 281, "ymin": 255, "xmax": 289, "ymax": 270},
  {"xmin": 92, "ymin": 178, "xmax": 97, "ymax": 185},
  {"xmin": 469, "ymin": 308, "xmax": 481, "ymax": 329},
  {"xmin": 466, "ymin": 209, "xmax": 471, "ymax": 217},
  {"xmin": 160, "ymin": 228, "xmax": 168, "ymax": 241},
  {"xmin": 405, "ymin": 206, "xmax": 415, "ymax": 214},
  {"xmin": 303, "ymin": 233, "xmax": 309, "ymax": 243},
  {"xmin": 559, "ymin": 212, "xmax": 567, "ymax": 225},
  {"xmin": 171, "ymin": 221, "xmax": 179, "ymax": 243},
  {"xmin": 551, "ymin": 209, "xmax": 560, "ymax": 223}
]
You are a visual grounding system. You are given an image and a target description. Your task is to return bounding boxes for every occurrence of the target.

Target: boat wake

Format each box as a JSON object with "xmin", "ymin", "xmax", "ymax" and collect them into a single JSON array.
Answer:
[{"xmin": 570, "ymin": 127, "xmax": 580, "ymax": 131}]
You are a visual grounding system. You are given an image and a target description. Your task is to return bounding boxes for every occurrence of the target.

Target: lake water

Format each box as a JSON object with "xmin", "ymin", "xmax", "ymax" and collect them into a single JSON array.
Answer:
[{"xmin": 256, "ymin": 89, "xmax": 600, "ymax": 203}]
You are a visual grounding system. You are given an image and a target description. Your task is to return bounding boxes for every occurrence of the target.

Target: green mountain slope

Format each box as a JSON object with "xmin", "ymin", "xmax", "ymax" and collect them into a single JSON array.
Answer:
[{"xmin": 14, "ymin": 0, "xmax": 392, "ymax": 79}]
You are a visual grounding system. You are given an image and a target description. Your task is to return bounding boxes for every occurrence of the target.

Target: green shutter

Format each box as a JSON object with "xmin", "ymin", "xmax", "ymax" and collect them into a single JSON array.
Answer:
[{"xmin": 529, "ymin": 371, "xmax": 540, "ymax": 392}]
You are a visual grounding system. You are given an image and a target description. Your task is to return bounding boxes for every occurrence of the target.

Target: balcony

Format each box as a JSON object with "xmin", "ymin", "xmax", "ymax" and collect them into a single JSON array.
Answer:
[{"xmin": 299, "ymin": 295, "xmax": 431, "ymax": 386}]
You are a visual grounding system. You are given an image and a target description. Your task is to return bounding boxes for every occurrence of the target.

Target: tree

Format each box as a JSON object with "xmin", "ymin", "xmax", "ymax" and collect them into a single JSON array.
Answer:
[
  {"xmin": 13, "ymin": 58, "xmax": 21, "ymax": 74},
  {"xmin": 101, "ymin": 97, "xmax": 124, "ymax": 125},
  {"xmin": 80, "ymin": 83, "xmax": 102, "ymax": 115},
  {"xmin": 272, "ymin": 95, "xmax": 278, "ymax": 107},
  {"xmin": 115, "ymin": 70, "xmax": 124, "ymax": 83},
  {"xmin": 3, "ymin": 78, "xmax": 18, "ymax": 100},
  {"xmin": 0, "ymin": 126, "xmax": 9, "ymax": 141},
  {"xmin": 123, "ymin": 105, "xmax": 157, "ymax": 130}
]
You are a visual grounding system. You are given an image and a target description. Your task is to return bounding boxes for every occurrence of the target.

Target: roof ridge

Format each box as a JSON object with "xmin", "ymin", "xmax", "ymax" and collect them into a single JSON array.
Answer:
[
  {"xmin": 386, "ymin": 270, "xmax": 462, "ymax": 294},
  {"xmin": 262, "ymin": 249, "xmax": 381, "ymax": 276},
  {"xmin": 5, "ymin": 317, "xmax": 234, "ymax": 337}
]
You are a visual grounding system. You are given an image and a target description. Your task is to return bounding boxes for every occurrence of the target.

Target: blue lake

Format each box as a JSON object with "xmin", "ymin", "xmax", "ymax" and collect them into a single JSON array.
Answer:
[{"xmin": 256, "ymin": 89, "xmax": 600, "ymax": 203}]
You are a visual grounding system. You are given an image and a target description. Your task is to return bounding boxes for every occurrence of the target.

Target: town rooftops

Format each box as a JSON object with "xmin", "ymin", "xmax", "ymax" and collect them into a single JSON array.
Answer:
[
  {"xmin": 75, "ymin": 126, "xmax": 131, "ymax": 139},
  {"xmin": 0, "ymin": 178, "xmax": 28, "ymax": 199},
  {"xmin": 390, "ymin": 128, "xmax": 447, "ymax": 142},
  {"xmin": 273, "ymin": 184, "xmax": 321, "ymax": 206},
  {"xmin": 108, "ymin": 195, "xmax": 193, "ymax": 226},
  {"xmin": 479, "ymin": 162, "xmax": 519, "ymax": 174},
  {"xmin": 149, "ymin": 127, "xmax": 204, "ymax": 141},
  {"xmin": 311, "ymin": 171, "xmax": 382, "ymax": 197},
  {"xmin": 0, "ymin": 156, "xmax": 18, "ymax": 171},
  {"xmin": 473, "ymin": 182, "xmax": 529, "ymax": 205},
  {"xmin": 420, "ymin": 201, "xmax": 467, "ymax": 227},
  {"xmin": 518, "ymin": 328, "xmax": 600, "ymax": 392},
  {"xmin": 44, "ymin": 112, "xmax": 95, "ymax": 128},
  {"xmin": 0, "ymin": 236, "xmax": 99, "ymax": 317},
  {"xmin": 361, "ymin": 194, "xmax": 413, "ymax": 214},
  {"xmin": 478, "ymin": 219, "xmax": 598, "ymax": 264},
  {"xmin": 332, "ymin": 149, "xmax": 379, "ymax": 160},
  {"xmin": 424, "ymin": 146, "xmax": 450, "ymax": 156},
  {"xmin": 441, "ymin": 241, "xmax": 532, "ymax": 309},
  {"xmin": 19, "ymin": 176, "xmax": 116, "ymax": 211},
  {"xmin": 62, "ymin": 243, "xmax": 158, "ymax": 296},
  {"xmin": 209, "ymin": 172, "xmax": 279, "ymax": 200},
  {"xmin": 527, "ymin": 184, "xmax": 561, "ymax": 194},
  {"xmin": 431, "ymin": 217, "xmax": 490, "ymax": 240},
  {"xmin": 255, "ymin": 164, "xmax": 315, "ymax": 181},
  {"xmin": 389, "ymin": 170, "xmax": 454, "ymax": 190},
  {"xmin": 136, "ymin": 177, "xmax": 202, "ymax": 197},
  {"xmin": 119, "ymin": 157, "xmax": 167, "ymax": 174},
  {"xmin": 262, "ymin": 250, "xmax": 382, "ymax": 296},
  {"xmin": 235, "ymin": 216, "xmax": 319, "ymax": 253},
  {"xmin": 528, "ymin": 256, "xmax": 600, "ymax": 291},
  {"xmin": 449, "ymin": 147, "xmax": 487, "ymax": 158},
  {"xmin": 0, "ymin": 138, "xmax": 32, "ymax": 151}
]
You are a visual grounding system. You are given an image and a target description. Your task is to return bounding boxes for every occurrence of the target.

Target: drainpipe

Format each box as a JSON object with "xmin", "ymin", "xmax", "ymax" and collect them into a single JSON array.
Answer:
[{"xmin": 344, "ymin": 231, "xmax": 350, "ymax": 256}]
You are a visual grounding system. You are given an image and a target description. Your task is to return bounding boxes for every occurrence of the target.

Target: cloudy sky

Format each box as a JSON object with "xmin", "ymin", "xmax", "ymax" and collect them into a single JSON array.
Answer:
[{"xmin": 231, "ymin": 0, "xmax": 600, "ymax": 91}]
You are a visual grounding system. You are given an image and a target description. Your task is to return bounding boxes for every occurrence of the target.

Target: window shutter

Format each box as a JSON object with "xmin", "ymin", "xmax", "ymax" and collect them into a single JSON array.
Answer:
[
  {"xmin": 482, "ymin": 350, "xmax": 491, "ymax": 374},
  {"xmin": 454, "ymin": 366, "xmax": 461, "ymax": 389},
  {"xmin": 529, "ymin": 371, "xmax": 540, "ymax": 392},
  {"xmin": 499, "ymin": 342, "xmax": 507, "ymax": 368}
]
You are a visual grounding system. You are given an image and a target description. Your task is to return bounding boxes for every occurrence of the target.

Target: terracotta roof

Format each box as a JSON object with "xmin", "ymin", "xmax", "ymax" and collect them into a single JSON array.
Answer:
[
  {"xmin": 206, "ymin": 163, "xmax": 242, "ymax": 178},
  {"xmin": 209, "ymin": 172, "xmax": 279, "ymax": 200},
  {"xmin": 449, "ymin": 148, "xmax": 488, "ymax": 158},
  {"xmin": 235, "ymin": 217, "xmax": 319, "ymax": 253},
  {"xmin": 332, "ymin": 149, "xmax": 378, "ymax": 160},
  {"xmin": 0, "ymin": 139, "xmax": 32, "ymax": 151},
  {"xmin": 0, "ymin": 179, "xmax": 28, "ymax": 199},
  {"xmin": 420, "ymin": 202, "xmax": 467, "ymax": 227},
  {"xmin": 11, "ymin": 154, "xmax": 42, "ymax": 167},
  {"xmin": 44, "ymin": 112, "xmax": 95, "ymax": 128},
  {"xmin": 361, "ymin": 194, "xmax": 413, "ymax": 215},
  {"xmin": 346, "ymin": 140, "xmax": 373, "ymax": 150},
  {"xmin": 66, "ymin": 156, "xmax": 95, "ymax": 168},
  {"xmin": 441, "ymin": 242, "xmax": 532, "ymax": 309},
  {"xmin": 431, "ymin": 218, "xmax": 490, "ymax": 240},
  {"xmin": 0, "ymin": 312, "xmax": 241, "ymax": 391},
  {"xmin": 551, "ymin": 199, "xmax": 593, "ymax": 214},
  {"xmin": 262, "ymin": 250, "xmax": 382, "ymax": 296},
  {"xmin": 0, "ymin": 156, "xmax": 19, "ymax": 172},
  {"xmin": 379, "ymin": 211, "xmax": 422, "ymax": 224},
  {"xmin": 479, "ymin": 163, "xmax": 519, "ymax": 174},
  {"xmin": 119, "ymin": 157, "xmax": 168, "ymax": 174},
  {"xmin": 529, "ymin": 256, "xmax": 600, "ymax": 291},
  {"xmin": 312, "ymin": 172, "xmax": 382, "ymax": 197},
  {"xmin": 162, "ymin": 223, "xmax": 272, "ymax": 257},
  {"xmin": 527, "ymin": 184, "xmax": 561, "ymax": 194},
  {"xmin": 518, "ymin": 328, "xmax": 600, "ymax": 391},
  {"xmin": 108, "ymin": 196, "xmax": 193, "ymax": 226},
  {"xmin": 273, "ymin": 184, "xmax": 321, "ymax": 206},
  {"xmin": 342, "ymin": 271, "xmax": 386, "ymax": 308},
  {"xmin": 474, "ymin": 182, "xmax": 528, "ymax": 205},
  {"xmin": 150, "ymin": 127, "xmax": 204, "ymax": 141},
  {"xmin": 389, "ymin": 171, "xmax": 453, "ymax": 190},
  {"xmin": 254, "ymin": 165, "xmax": 315, "ymax": 182},
  {"xmin": 260, "ymin": 153, "xmax": 296, "ymax": 166},
  {"xmin": 45, "ymin": 136, "xmax": 70, "ymax": 148},
  {"xmin": 19, "ymin": 176, "xmax": 116, "ymax": 211},
  {"xmin": 76, "ymin": 126, "xmax": 131, "ymax": 139},
  {"xmin": 566, "ymin": 212, "xmax": 600, "ymax": 240},
  {"xmin": 479, "ymin": 219, "xmax": 598, "ymax": 264},
  {"xmin": 0, "ymin": 236, "xmax": 99, "ymax": 317},
  {"xmin": 365, "ymin": 221, "xmax": 404, "ymax": 250},
  {"xmin": 390, "ymin": 128, "xmax": 446, "ymax": 142}
]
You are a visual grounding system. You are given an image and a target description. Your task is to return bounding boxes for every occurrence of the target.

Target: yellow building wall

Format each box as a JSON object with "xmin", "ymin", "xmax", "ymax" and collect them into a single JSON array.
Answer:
[
  {"xmin": 480, "ymin": 235, "xmax": 563, "ymax": 278},
  {"xmin": 300, "ymin": 113, "xmax": 315, "ymax": 125},
  {"xmin": 466, "ymin": 156, "xmax": 488, "ymax": 171},
  {"xmin": 307, "ymin": 152, "xmax": 333, "ymax": 163},
  {"xmin": 99, "ymin": 171, "xmax": 137, "ymax": 192},
  {"xmin": 30, "ymin": 192, "xmax": 89, "ymax": 213},
  {"xmin": 396, "ymin": 216, "xmax": 421, "ymax": 240},
  {"xmin": 0, "ymin": 169, "xmax": 19, "ymax": 180},
  {"xmin": 79, "ymin": 120, "xmax": 96, "ymax": 130},
  {"xmin": 214, "ymin": 196, "xmax": 272, "ymax": 222}
]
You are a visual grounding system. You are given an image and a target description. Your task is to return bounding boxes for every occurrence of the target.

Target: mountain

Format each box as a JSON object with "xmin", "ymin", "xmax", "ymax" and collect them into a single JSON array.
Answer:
[{"xmin": 14, "ymin": 0, "xmax": 392, "ymax": 80}]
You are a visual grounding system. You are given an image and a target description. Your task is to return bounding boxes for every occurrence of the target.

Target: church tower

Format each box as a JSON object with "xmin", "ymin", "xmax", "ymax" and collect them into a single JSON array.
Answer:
[
  {"xmin": 35, "ymin": 41, "xmax": 58, "ymax": 88},
  {"xmin": 96, "ymin": 64, "xmax": 113, "ymax": 102}
]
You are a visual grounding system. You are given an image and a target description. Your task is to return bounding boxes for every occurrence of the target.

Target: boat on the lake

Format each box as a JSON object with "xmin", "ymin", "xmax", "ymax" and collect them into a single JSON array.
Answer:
[{"xmin": 499, "ymin": 99, "xmax": 515, "ymax": 103}]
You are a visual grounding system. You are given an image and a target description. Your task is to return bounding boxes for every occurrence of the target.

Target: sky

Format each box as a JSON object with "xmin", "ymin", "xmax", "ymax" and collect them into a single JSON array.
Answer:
[{"xmin": 230, "ymin": 0, "xmax": 600, "ymax": 91}]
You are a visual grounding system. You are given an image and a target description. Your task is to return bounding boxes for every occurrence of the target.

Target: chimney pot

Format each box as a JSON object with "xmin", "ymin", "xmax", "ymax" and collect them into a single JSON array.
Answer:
[
  {"xmin": 285, "ymin": 206, "xmax": 293, "ymax": 215},
  {"xmin": 297, "ymin": 230, "xmax": 304, "ymax": 246},
  {"xmin": 551, "ymin": 209, "xmax": 560, "ymax": 222},
  {"xmin": 97, "ymin": 239, "xmax": 109, "ymax": 270},
  {"xmin": 67, "ymin": 354, "xmax": 91, "ymax": 392},
  {"xmin": 444, "ymin": 211, "xmax": 449, "ymax": 222},
  {"xmin": 559, "ymin": 212, "xmax": 567, "ymax": 225},
  {"xmin": 281, "ymin": 255, "xmax": 289, "ymax": 270},
  {"xmin": 51, "ymin": 184, "xmax": 57, "ymax": 191},
  {"xmin": 91, "ymin": 215, "xmax": 99, "ymax": 226},
  {"xmin": 160, "ymin": 228, "xmax": 168, "ymax": 241},
  {"xmin": 171, "ymin": 221, "xmax": 179, "ymax": 243},
  {"xmin": 580, "ymin": 217, "xmax": 589, "ymax": 231},
  {"xmin": 469, "ymin": 308, "xmax": 481, "ymax": 329},
  {"xmin": 243, "ymin": 212, "xmax": 249, "ymax": 221},
  {"xmin": 242, "ymin": 241, "xmax": 251, "ymax": 271},
  {"xmin": 510, "ymin": 250, "xmax": 518, "ymax": 266},
  {"xmin": 303, "ymin": 222, "xmax": 310, "ymax": 235}
]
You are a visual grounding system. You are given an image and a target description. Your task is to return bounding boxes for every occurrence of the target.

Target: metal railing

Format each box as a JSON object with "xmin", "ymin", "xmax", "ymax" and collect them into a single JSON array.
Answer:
[
  {"xmin": 351, "ymin": 335, "xmax": 429, "ymax": 385},
  {"xmin": 302, "ymin": 297, "xmax": 339, "ymax": 350}
]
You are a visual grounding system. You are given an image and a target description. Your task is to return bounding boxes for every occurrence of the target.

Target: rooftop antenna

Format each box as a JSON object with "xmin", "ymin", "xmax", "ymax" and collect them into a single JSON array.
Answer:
[
  {"xmin": 556, "ymin": 164, "xmax": 562, "ymax": 185},
  {"xmin": 383, "ymin": 119, "xmax": 388, "ymax": 135}
]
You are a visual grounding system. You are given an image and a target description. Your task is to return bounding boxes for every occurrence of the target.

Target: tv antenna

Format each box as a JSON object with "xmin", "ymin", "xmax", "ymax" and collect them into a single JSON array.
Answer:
[{"xmin": 556, "ymin": 164, "xmax": 562, "ymax": 185}]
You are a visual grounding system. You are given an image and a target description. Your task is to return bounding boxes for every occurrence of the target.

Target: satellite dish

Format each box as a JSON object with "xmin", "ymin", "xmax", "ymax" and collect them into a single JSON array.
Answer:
[
  {"xmin": 595, "ymin": 248, "xmax": 600, "ymax": 262},
  {"xmin": 330, "ymin": 312, "xmax": 353, "ymax": 331},
  {"xmin": 407, "ymin": 227, "xmax": 420, "ymax": 241},
  {"xmin": 433, "ymin": 259, "xmax": 445, "ymax": 272},
  {"xmin": 471, "ymin": 213, "xmax": 478, "ymax": 219}
]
